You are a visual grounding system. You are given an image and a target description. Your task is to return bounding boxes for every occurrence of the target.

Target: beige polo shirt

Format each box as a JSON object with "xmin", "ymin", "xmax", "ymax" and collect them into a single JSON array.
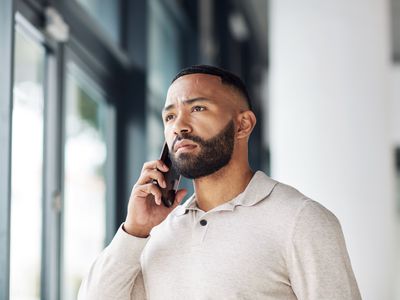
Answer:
[{"xmin": 78, "ymin": 171, "xmax": 361, "ymax": 300}]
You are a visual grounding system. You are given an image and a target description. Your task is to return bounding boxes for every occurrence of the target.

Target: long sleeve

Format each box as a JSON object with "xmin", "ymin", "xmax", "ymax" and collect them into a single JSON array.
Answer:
[
  {"xmin": 78, "ymin": 224, "xmax": 149, "ymax": 300},
  {"xmin": 287, "ymin": 200, "xmax": 362, "ymax": 300}
]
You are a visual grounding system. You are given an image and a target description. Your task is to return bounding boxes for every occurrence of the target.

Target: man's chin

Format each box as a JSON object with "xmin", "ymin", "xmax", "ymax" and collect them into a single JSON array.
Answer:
[
  {"xmin": 171, "ymin": 157, "xmax": 202, "ymax": 179},
  {"xmin": 173, "ymin": 151, "xmax": 201, "ymax": 164}
]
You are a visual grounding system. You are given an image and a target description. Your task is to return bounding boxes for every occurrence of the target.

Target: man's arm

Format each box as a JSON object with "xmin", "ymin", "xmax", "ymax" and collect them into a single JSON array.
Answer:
[
  {"xmin": 287, "ymin": 200, "xmax": 362, "ymax": 300},
  {"xmin": 77, "ymin": 224, "xmax": 149, "ymax": 300},
  {"xmin": 78, "ymin": 159, "xmax": 187, "ymax": 299}
]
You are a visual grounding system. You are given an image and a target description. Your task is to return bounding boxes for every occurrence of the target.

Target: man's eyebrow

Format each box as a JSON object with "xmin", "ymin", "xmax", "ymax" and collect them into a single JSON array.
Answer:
[{"xmin": 162, "ymin": 97, "xmax": 212, "ymax": 113}]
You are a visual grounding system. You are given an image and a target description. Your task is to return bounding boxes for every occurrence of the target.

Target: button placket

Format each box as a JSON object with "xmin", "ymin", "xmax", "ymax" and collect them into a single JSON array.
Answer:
[{"xmin": 191, "ymin": 211, "xmax": 209, "ymax": 245}]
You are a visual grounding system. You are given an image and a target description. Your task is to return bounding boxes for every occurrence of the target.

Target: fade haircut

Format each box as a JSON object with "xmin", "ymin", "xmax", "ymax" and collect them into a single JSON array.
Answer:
[{"xmin": 171, "ymin": 65, "xmax": 252, "ymax": 110}]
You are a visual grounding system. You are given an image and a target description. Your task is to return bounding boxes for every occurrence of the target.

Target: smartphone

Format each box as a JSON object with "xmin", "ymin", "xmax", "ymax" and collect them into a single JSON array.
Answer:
[{"xmin": 155, "ymin": 142, "xmax": 181, "ymax": 207}]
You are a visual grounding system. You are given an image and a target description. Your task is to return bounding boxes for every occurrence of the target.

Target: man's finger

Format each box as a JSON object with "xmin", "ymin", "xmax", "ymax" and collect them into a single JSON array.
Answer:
[
  {"xmin": 142, "ymin": 160, "xmax": 169, "ymax": 172},
  {"xmin": 137, "ymin": 169, "xmax": 166, "ymax": 187},
  {"xmin": 136, "ymin": 183, "xmax": 162, "ymax": 205}
]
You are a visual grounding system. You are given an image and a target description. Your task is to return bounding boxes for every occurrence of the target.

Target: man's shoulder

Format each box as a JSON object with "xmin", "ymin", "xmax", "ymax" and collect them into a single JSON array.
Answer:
[
  {"xmin": 254, "ymin": 171, "xmax": 310, "ymax": 209},
  {"xmin": 257, "ymin": 172, "xmax": 338, "ymax": 225}
]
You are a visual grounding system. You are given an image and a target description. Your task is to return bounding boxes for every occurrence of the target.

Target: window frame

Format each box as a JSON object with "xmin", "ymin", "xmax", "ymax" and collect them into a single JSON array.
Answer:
[
  {"xmin": 1, "ymin": 0, "xmax": 120, "ymax": 298},
  {"xmin": 63, "ymin": 38, "xmax": 117, "ymax": 243},
  {"xmin": 59, "ymin": 40, "xmax": 117, "ymax": 300},
  {"xmin": 0, "ymin": 0, "xmax": 15, "ymax": 297}
]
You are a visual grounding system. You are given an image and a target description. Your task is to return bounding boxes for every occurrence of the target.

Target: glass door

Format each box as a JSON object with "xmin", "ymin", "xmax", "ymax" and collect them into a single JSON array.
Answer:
[
  {"xmin": 9, "ymin": 22, "xmax": 46, "ymax": 300},
  {"xmin": 62, "ymin": 61, "xmax": 114, "ymax": 300}
]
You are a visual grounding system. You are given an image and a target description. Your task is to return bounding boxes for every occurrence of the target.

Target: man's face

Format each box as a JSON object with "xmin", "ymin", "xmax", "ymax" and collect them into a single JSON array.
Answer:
[{"xmin": 162, "ymin": 74, "xmax": 242, "ymax": 179}]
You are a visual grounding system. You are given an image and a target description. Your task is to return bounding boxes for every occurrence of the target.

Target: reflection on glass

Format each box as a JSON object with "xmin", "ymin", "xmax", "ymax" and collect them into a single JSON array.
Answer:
[
  {"xmin": 63, "ymin": 66, "xmax": 107, "ymax": 300},
  {"xmin": 9, "ymin": 29, "xmax": 45, "ymax": 300},
  {"xmin": 75, "ymin": 0, "xmax": 120, "ymax": 44}
]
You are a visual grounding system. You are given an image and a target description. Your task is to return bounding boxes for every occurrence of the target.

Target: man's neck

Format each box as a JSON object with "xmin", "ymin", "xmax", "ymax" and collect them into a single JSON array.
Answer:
[{"xmin": 193, "ymin": 162, "xmax": 254, "ymax": 212}]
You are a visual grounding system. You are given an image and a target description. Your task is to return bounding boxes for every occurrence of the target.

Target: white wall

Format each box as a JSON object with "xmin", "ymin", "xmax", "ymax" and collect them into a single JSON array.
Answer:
[
  {"xmin": 391, "ymin": 65, "xmax": 400, "ymax": 147},
  {"xmin": 391, "ymin": 64, "xmax": 400, "ymax": 299},
  {"xmin": 268, "ymin": 1, "xmax": 397, "ymax": 299}
]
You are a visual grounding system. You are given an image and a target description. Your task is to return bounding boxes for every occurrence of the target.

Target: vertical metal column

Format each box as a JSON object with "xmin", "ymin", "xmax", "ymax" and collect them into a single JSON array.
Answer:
[
  {"xmin": 0, "ymin": 0, "xmax": 14, "ymax": 299},
  {"xmin": 42, "ymin": 45, "xmax": 63, "ymax": 300}
]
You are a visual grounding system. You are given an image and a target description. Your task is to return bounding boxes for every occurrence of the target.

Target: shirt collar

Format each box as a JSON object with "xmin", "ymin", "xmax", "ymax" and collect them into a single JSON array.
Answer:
[{"xmin": 173, "ymin": 171, "xmax": 278, "ymax": 216}]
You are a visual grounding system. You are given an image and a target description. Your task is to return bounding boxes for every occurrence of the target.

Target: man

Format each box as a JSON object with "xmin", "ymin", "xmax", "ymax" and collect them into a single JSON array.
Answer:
[{"xmin": 78, "ymin": 65, "xmax": 361, "ymax": 299}]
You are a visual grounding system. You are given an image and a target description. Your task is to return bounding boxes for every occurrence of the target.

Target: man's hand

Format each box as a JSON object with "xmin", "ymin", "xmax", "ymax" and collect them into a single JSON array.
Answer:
[{"xmin": 124, "ymin": 160, "xmax": 187, "ymax": 238}]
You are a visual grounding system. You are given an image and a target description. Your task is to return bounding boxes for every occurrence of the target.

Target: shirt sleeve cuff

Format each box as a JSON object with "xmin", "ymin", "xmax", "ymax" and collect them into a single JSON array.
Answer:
[{"xmin": 105, "ymin": 223, "xmax": 150, "ymax": 265}]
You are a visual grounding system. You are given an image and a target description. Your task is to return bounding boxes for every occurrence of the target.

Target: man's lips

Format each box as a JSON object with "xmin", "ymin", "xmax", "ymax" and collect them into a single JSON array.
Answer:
[{"xmin": 174, "ymin": 140, "xmax": 197, "ymax": 153}]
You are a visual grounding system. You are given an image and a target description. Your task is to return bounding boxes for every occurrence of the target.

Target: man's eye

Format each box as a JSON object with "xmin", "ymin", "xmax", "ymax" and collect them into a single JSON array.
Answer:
[
  {"xmin": 165, "ymin": 114, "xmax": 175, "ymax": 122},
  {"xmin": 192, "ymin": 106, "xmax": 206, "ymax": 112}
]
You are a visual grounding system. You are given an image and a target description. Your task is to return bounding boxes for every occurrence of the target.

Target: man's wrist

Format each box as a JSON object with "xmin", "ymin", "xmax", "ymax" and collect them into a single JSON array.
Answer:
[{"xmin": 122, "ymin": 222, "xmax": 150, "ymax": 238}]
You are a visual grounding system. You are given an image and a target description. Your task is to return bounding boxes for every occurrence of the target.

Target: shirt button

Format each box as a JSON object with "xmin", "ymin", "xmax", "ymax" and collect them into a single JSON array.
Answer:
[{"xmin": 200, "ymin": 219, "xmax": 207, "ymax": 226}]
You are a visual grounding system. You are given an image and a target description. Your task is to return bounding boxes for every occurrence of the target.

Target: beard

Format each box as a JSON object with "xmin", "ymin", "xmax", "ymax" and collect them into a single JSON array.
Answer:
[{"xmin": 170, "ymin": 120, "xmax": 235, "ymax": 179}]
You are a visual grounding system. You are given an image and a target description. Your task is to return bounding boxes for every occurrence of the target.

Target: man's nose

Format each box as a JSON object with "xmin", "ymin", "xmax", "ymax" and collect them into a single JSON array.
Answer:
[{"xmin": 173, "ymin": 113, "xmax": 192, "ymax": 135}]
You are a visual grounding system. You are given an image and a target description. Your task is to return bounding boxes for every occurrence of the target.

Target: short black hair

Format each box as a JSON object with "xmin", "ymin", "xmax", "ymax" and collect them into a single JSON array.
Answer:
[{"xmin": 172, "ymin": 64, "xmax": 252, "ymax": 110}]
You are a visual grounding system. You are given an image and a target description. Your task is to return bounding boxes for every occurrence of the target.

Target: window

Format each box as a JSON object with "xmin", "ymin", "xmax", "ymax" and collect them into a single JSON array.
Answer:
[
  {"xmin": 62, "ymin": 62, "xmax": 111, "ymax": 299},
  {"xmin": 9, "ymin": 26, "xmax": 45, "ymax": 300},
  {"xmin": 1, "ymin": 2, "xmax": 120, "ymax": 299}
]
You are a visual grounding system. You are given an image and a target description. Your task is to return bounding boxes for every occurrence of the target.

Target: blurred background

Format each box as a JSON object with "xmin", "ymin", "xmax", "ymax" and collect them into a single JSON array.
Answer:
[{"xmin": 0, "ymin": 0, "xmax": 399, "ymax": 299}]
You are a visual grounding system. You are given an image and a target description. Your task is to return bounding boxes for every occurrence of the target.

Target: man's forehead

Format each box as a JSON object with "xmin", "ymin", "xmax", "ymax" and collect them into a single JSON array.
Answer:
[{"xmin": 166, "ymin": 73, "xmax": 231, "ymax": 104}]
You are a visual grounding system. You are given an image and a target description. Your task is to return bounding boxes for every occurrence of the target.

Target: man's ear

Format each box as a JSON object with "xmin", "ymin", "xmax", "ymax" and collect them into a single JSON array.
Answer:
[{"xmin": 236, "ymin": 111, "xmax": 257, "ymax": 139}]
